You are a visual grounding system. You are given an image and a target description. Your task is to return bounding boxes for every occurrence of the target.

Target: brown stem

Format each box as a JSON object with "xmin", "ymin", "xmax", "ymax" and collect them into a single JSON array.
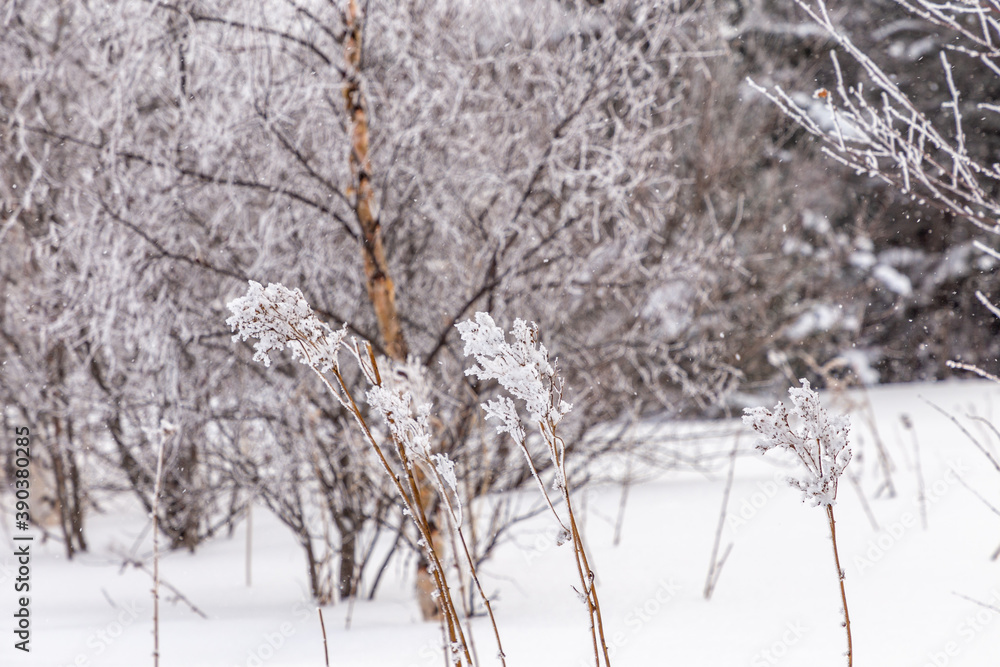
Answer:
[
  {"xmin": 435, "ymin": 470, "xmax": 507, "ymax": 666},
  {"xmin": 564, "ymin": 488, "xmax": 611, "ymax": 667},
  {"xmin": 323, "ymin": 361, "xmax": 473, "ymax": 666},
  {"xmin": 547, "ymin": 419, "xmax": 609, "ymax": 667},
  {"xmin": 826, "ymin": 504, "xmax": 853, "ymax": 667},
  {"xmin": 318, "ymin": 608, "xmax": 331, "ymax": 667},
  {"xmin": 395, "ymin": 437, "xmax": 471, "ymax": 664}
]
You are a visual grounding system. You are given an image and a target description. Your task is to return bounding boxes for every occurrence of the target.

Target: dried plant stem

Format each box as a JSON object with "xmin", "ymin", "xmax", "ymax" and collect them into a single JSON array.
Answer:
[
  {"xmin": 704, "ymin": 440, "xmax": 738, "ymax": 599},
  {"xmin": 436, "ymin": 476, "xmax": 507, "ymax": 665},
  {"xmin": 826, "ymin": 504, "xmax": 852, "ymax": 667},
  {"xmin": 565, "ymin": 493, "xmax": 611, "ymax": 667},
  {"xmin": 314, "ymin": 358, "xmax": 476, "ymax": 666},
  {"xmin": 546, "ymin": 423, "xmax": 611, "ymax": 667},
  {"xmin": 394, "ymin": 438, "xmax": 470, "ymax": 662},
  {"xmin": 318, "ymin": 608, "xmax": 330, "ymax": 667},
  {"xmin": 503, "ymin": 411, "xmax": 610, "ymax": 665},
  {"xmin": 245, "ymin": 503, "xmax": 253, "ymax": 586},
  {"xmin": 923, "ymin": 398, "xmax": 1000, "ymax": 474},
  {"xmin": 901, "ymin": 415, "xmax": 928, "ymax": 530},
  {"xmin": 151, "ymin": 432, "xmax": 166, "ymax": 667}
]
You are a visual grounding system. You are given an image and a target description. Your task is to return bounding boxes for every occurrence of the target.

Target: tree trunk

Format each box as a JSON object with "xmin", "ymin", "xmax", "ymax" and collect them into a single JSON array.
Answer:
[
  {"xmin": 338, "ymin": 527, "xmax": 358, "ymax": 600},
  {"xmin": 343, "ymin": 0, "xmax": 407, "ymax": 362},
  {"xmin": 342, "ymin": 0, "xmax": 442, "ymax": 620}
]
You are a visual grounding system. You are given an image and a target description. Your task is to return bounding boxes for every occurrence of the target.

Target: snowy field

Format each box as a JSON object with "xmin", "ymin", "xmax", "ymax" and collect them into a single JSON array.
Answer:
[{"xmin": 3, "ymin": 379, "xmax": 1000, "ymax": 667}]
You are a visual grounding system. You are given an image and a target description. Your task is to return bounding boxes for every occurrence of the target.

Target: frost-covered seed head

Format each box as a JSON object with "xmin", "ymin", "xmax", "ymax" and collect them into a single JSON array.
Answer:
[
  {"xmin": 457, "ymin": 312, "xmax": 571, "ymax": 430},
  {"xmin": 226, "ymin": 280, "xmax": 345, "ymax": 372},
  {"xmin": 742, "ymin": 379, "xmax": 852, "ymax": 506}
]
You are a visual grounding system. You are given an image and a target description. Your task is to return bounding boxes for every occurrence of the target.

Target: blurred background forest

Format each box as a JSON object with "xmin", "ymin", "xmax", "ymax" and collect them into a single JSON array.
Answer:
[{"xmin": 2, "ymin": 0, "xmax": 998, "ymax": 607}]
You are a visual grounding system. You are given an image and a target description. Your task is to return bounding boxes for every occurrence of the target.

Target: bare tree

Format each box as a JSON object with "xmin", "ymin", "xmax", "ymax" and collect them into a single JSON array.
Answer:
[{"xmin": 0, "ymin": 0, "xmax": 788, "ymax": 609}]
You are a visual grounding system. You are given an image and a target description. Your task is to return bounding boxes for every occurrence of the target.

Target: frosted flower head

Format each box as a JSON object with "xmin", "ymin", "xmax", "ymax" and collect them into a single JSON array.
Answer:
[
  {"xmin": 365, "ymin": 356, "xmax": 437, "ymax": 459},
  {"xmin": 226, "ymin": 280, "xmax": 345, "ymax": 373},
  {"xmin": 742, "ymin": 379, "xmax": 852, "ymax": 506},
  {"xmin": 457, "ymin": 312, "xmax": 571, "ymax": 430}
]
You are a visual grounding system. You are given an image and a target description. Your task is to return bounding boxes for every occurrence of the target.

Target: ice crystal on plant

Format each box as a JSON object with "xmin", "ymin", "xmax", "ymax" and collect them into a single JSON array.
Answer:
[
  {"xmin": 226, "ymin": 280, "xmax": 345, "ymax": 372},
  {"xmin": 433, "ymin": 453, "xmax": 458, "ymax": 494},
  {"xmin": 481, "ymin": 396, "xmax": 526, "ymax": 442},
  {"xmin": 457, "ymin": 312, "xmax": 571, "ymax": 428},
  {"xmin": 743, "ymin": 379, "xmax": 852, "ymax": 506},
  {"xmin": 366, "ymin": 384, "xmax": 433, "ymax": 459},
  {"xmin": 366, "ymin": 356, "xmax": 437, "ymax": 459}
]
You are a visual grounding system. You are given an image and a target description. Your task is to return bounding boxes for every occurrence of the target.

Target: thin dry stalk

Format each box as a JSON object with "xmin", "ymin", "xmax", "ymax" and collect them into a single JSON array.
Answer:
[
  {"xmin": 245, "ymin": 503, "xmax": 253, "ymax": 586},
  {"xmin": 901, "ymin": 414, "xmax": 928, "ymax": 530},
  {"xmin": 826, "ymin": 504, "xmax": 853, "ymax": 667},
  {"xmin": 845, "ymin": 471, "xmax": 880, "ymax": 532},
  {"xmin": 501, "ymin": 418, "xmax": 610, "ymax": 666},
  {"xmin": 923, "ymin": 398, "xmax": 1000, "ymax": 474},
  {"xmin": 324, "ymin": 359, "xmax": 475, "ymax": 666},
  {"xmin": 609, "ymin": 416, "xmax": 639, "ymax": 547},
  {"xmin": 857, "ymin": 392, "xmax": 896, "ymax": 499},
  {"xmin": 435, "ymin": 468, "xmax": 506, "ymax": 665},
  {"xmin": 704, "ymin": 439, "xmax": 738, "ymax": 599},
  {"xmin": 543, "ymin": 421, "xmax": 611, "ymax": 667},
  {"xmin": 612, "ymin": 457, "xmax": 632, "ymax": 548},
  {"xmin": 566, "ymin": 493, "xmax": 611, "ymax": 667},
  {"xmin": 456, "ymin": 312, "xmax": 612, "ymax": 666},
  {"xmin": 115, "ymin": 555, "xmax": 208, "ymax": 619},
  {"xmin": 318, "ymin": 608, "xmax": 330, "ymax": 667},
  {"xmin": 151, "ymin": 429, "xmax": 167, "ymax": 667},
  {"xmin": 953, "ymin": 592, "xmax": 1000, "ymax": 614}
]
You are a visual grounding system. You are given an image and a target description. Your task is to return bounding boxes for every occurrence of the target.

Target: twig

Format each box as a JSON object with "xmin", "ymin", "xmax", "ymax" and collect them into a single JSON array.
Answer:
[
  {"xmin": 318, "ymin": 608, "xmax": 331, "ymax": 667},
  {"xmin": 901, "ymin": 414, "xmax": 928, "ymax": 530},
  {"xmin": 151, "ymin": 428, "xmax": 167, "ymax": 667},
  {"xmin": 858, "ymin": 389, "xmax": 896, "ymax": 499},
  {"xmin": 704, "ymin": 438, "xmax": 738, "ymax": 599},
  {"xmin": 922, "ymin": 398, "xmax": 1000, "ymax": 473},
  {"xmin": 954, "ymin": 591, "xmax": 1000, "ymax": 614},
  {"xmin": 952, "ymin": 474, "xmax": 1000, "ymax": 518},
  {"xmin": 845, "ymin": 471, "xmax": 879, "ymax": 532},
  {"xmin": 610, "ymin": 417, "xmax": 639, "ymax": 547},
  {"xmin": 967, "ymin": 415, "xmax": 1000, "ymax": 461},
  {"xmin": 117, "ymin": 556, "xmax": 209, "ymax": 619},
  {"xmin": 246, "ymin": 502, "xmax": 253, "ymax": 587}
]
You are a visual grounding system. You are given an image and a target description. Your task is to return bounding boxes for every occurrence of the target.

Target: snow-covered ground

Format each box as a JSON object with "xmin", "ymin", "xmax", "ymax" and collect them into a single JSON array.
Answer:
[{"xmin": 3, "ymin": 380, "xmax": 1000, "ymax": 666}]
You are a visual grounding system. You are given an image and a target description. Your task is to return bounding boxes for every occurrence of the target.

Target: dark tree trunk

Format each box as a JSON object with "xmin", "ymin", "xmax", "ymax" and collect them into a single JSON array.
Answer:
[{"xmin": 338, "ymin": 528, "xmax": 358, "ymax": 600}]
